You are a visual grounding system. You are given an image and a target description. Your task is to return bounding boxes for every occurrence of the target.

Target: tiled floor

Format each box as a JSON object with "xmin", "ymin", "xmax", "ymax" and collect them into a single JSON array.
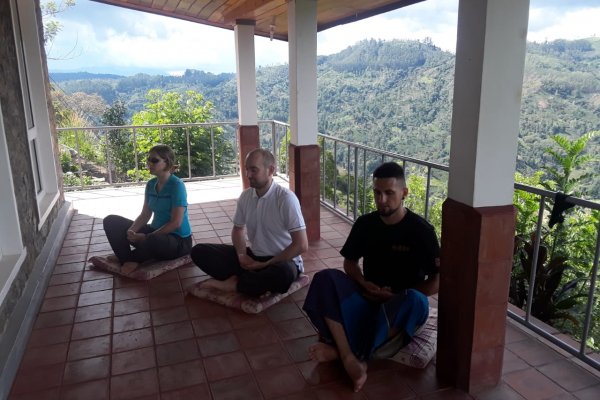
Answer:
[{"xmin": 7, "ymin": 179, "xmax": 600, "ymax": 399}]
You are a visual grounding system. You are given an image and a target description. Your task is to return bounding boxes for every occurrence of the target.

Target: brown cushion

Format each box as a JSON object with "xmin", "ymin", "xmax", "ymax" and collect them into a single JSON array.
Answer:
[
  {"xmin": 187, "ymin": 274, "xmax": 311, "ymax": 314},
  {"xmin": 88, "ymin": 254, "xmax": 192, "ymax": 280}
]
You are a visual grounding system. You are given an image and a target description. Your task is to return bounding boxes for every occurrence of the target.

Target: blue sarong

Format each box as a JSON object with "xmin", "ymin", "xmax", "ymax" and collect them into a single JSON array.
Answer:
[{"xmin": 303, "ymin": 269, "xmax": 429, "ymax": 360}]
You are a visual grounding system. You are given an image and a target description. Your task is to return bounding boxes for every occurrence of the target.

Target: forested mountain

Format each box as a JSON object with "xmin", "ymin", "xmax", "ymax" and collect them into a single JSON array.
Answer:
[{"xmin": 50, "ymin": 37, "xmax": 600, "ymax": 197}]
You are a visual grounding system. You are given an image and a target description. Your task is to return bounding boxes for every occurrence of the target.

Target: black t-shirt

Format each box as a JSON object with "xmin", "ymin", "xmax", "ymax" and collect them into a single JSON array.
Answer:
[{"xmin": 340, "ymin": 209, "xmax": 440, "ymax": 292}]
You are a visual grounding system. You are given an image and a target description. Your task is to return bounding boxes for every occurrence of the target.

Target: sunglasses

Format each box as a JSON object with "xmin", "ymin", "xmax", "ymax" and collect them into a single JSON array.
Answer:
[{"xmin": 147, "ymin": 157, "xmax": 163, "ymax": 164}]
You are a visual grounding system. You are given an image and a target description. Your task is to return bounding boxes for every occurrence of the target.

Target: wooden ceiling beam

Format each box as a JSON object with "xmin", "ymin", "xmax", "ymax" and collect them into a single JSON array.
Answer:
[{"xmin": 222, "ymin": 0, "xmax": 280, "ymax": 24}]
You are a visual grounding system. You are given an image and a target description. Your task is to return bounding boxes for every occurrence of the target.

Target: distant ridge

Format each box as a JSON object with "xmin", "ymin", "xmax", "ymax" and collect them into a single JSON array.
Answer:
[{"xmin": 50, "ymin": 72, "xmax": 124, "ymax": 82}]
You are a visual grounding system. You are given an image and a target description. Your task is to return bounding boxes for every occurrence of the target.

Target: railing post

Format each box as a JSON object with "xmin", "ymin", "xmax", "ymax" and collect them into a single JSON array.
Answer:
[
  {"xmin": 525, "ymin": 195, "xmax": 547, "ymax": 322},
  {"xmin": 105, "ymin": 130, "xmax": 112, "ymax": 184},
  {"xmin": 333, "ymin": 141, "xmax": 338, "ymax": 210},
  {"xmin": 425, "ymin": 166, "xmax": 432, "ymax": 221},
  {"xmin": 133, "ymin": 127, "xmax": 139, "ymax": 182},
  {"xmin": 186, "ymin": 127, "xmax": 192, "ymax": 179},
  {"xmin": 362, "ymin": 148, "xmax": 367, "ymax": 215},
  {"xmin": 321, "ymin": 138, "xmax": 325, "ymax": 201},
  {"xmin": 210, "ymin": 125, "xmax": 216, "ymax": 177},
  {"xmin": 353, "ymin": 146, "xmax": 359, "ymax": 220},
  {"xmin": 74, "ymin": 129, "xmax": 84, "ymax": 190},
  {"xmin": 580, "ymin": 223, "xmax": 600, "ymax": 354},
  {"xmin": 346, "ymin": 144, "xmax": 351, "ymax": 217}
]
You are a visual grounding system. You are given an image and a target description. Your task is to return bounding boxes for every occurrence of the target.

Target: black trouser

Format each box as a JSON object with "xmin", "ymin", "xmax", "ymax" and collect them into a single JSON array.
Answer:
[
  {"xmin": 190, "ymin": 243, "xmax": 299, "ymax": 296},
  {"xmin": 103, "ymin": 214, "xmax": 192, "ymax": 263}
]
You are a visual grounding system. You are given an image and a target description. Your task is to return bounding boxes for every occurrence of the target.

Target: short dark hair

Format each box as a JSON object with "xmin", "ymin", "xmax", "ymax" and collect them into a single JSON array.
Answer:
[{"xmin": 373, "ymin": 162, "xmax": 405, "ymax": 180}]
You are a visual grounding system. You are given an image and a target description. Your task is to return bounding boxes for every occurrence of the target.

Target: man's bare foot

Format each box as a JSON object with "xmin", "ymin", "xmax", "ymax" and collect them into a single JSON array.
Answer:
[
  {"xmin": 121, "ymin": 261, "xmax": 140, "ymax": 274},
  {"xmin": 200, "ymin": 276, "xmax": 239, "ymax": 292},
  {"xmin": 341, "ymin": 354, "xmax": 367, "ymax": 392},
  {"xmin": 308, "ymin": 342, "xmax": 340, "ymax": 362},
  {"xmin": 106, "ymin": 254, "xmax": 120, "ymax": 264}
]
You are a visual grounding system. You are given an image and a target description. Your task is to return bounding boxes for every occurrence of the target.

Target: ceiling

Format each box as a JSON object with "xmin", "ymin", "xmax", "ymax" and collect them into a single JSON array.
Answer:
[{"xmin": 92, "ymin": 0, "xmax": 425, "ymax": 41}]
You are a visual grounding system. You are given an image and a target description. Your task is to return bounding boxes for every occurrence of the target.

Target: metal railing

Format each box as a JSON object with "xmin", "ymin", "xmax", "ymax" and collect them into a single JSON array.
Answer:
[{"xmin": 58, "ymin": 120, "xmax": 600, "ymax": 370}]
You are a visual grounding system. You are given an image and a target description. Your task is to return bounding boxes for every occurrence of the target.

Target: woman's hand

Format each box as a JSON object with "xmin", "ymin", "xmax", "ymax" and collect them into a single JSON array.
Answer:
[
  {"xmin": 127, "ymin": 230, "xmax": 147, "ymax": 243},
  {"xmin": 238, "ymin": 253, "xmax": 268, "ymax": 270}
]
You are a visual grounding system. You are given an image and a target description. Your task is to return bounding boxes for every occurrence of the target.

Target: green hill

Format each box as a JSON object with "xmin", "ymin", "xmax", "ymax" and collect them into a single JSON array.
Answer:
[{"xmin": 50, "ymin": 37, "xmax": 600, "ymax": 197}]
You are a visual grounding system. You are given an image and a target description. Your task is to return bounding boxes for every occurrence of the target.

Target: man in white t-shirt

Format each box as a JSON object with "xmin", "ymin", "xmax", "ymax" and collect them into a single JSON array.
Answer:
[{"xmin": 191, "ymin": 148, "xmax": 308, "ymax": 296}]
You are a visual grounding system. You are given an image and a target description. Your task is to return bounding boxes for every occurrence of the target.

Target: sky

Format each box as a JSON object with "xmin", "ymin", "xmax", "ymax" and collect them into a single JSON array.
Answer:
[{"xmin": 46, "ymin": 0, "xmax": 600, "ymax": 76}]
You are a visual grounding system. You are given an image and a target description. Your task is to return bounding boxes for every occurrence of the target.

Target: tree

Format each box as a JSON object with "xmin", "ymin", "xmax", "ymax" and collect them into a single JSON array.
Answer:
[
  {"xmin": 41, "ymin": 0, "xmax": 76, "ymax": 58},
  {"xmin": 101, "ymin": 100, "xmax": 133, "ymax": 182},
  {"xmin": 130, "ymin": 89, "xmax": 235, "ymax": 180}
]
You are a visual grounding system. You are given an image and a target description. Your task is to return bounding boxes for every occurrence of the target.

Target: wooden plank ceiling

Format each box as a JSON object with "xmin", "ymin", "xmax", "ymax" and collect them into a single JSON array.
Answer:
[{"xmin": 92, "ymin": 0, "xmax": 425, "ymax": 41}]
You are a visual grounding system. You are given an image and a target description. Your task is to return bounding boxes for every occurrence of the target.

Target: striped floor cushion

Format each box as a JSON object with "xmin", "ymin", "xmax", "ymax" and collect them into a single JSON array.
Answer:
[
  {"xmin": 88, "ymin": 254, "xmax": 193, "ymax": 280},
  {"xmin": 187, "ymin": 274, "xmax": 311, "ymax": 314},
  {"xmin": 372, "ymin": 307, "xmax": 438, "ymax": 369}
]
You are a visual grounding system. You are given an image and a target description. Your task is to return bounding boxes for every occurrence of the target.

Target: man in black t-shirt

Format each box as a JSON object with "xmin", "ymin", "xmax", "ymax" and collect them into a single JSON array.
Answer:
[{"xmin": 303, "ymin": 162, "xmax": 440, "ymax": 393}]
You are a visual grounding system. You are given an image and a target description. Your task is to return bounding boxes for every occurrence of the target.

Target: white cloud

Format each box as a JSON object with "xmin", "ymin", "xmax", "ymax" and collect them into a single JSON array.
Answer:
[{"xmin": 528, "ymin": 7, "xmax": 600, "ymax": 43}]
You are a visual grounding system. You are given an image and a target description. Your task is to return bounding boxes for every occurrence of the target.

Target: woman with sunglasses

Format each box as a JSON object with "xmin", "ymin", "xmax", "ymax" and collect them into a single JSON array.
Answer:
[{"xmin": 103, "ymin": 144, "xmax": 193, "ymax": 273}]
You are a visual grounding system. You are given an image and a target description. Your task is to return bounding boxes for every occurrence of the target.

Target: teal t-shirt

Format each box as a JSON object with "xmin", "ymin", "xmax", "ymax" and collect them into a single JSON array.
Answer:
[{"xmin": 145, "ymin": 174, "xmax": 192, "ymax": 237}]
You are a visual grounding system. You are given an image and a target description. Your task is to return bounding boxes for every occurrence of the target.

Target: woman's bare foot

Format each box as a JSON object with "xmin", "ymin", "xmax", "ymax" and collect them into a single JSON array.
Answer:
[
  {"xmin": 341, "ymin": 354, "xmax": 367, "ymax": 392},
  {"xmin": 121, "ymin": 261, "xmax": 140, "ymax": 274},
  {"xmin": 308, "ymin": 342, "xmax": 340, "ymax": 362},
  {"xmin": 106, "ymin": 254, "xmax": 120, "ymax": 264}
]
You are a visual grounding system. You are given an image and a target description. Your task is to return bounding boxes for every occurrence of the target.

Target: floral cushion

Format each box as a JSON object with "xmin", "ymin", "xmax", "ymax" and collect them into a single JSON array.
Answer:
[
  {"xmin": 187, "ymin": 274, "xmax": 311, "ymax": 314},
  {"xmin": 388, "ymin": 307, "xmax": 437, "ymax": 368},
  {"xmin": 88, "ymin": 254, "xmax": 193, "ymax": 280}
]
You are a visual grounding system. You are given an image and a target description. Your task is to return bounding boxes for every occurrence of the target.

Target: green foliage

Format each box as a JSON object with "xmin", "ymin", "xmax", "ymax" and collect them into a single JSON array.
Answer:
[
  {"xmin": 130, "ymin": 89, "xmax": 235, "ymax": 177},
  {"xmin": 101, "ymin": 100, "xmax": 134, "ymax": 182}
]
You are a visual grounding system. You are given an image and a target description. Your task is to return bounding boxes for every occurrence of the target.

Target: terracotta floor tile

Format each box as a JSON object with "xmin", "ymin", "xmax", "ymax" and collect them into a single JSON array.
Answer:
[
  {"xmin": 266, "ymin": 302, "xmax": 305, "ymax": 322},
  {"xmin": 33, "ymin": 308, "xmax": 75, "ymax": 329},
  {"xmin": 112, "ymin": 347, "xmax": 156, "ymax": 375},
  {"xmin": 151, "ymin": 305, "xmax": 189, "ymax": 326},
  {"xmin": 20, "ymin": 343, "xmax": 68, "ymax": 369},
  {"xmin": 114, "ymin": 297, "xmax": 150, "ymax": 316},
  {"xmin": 68, "ymin": 335, "xmax": 111, "ymax": 361},
  {"xmin": 505, "ymin": 324, "xmax": 532, "ymax": 344},
  {"xmin": 60, "ymin": 379, "xmax": 109, "ymax": 400},
  {"xmin": 74, "ymin": 302, "xmax": 112, "ymax": 323},
  {"xmin": 573, "ymin": 384, "xmax": 600, "ymax": 400},
  {"xmin": 274, "ymin": 317, "xmax": 317, "ymax": 341},
  {"xmin": 203, "ymin": 351, "xmax": 251, "ymax": 381},
  {"xmin": 255, "ymin": 364, "xmax": 308, "ymax": 398},
  {"xmin": 360, "ymin": 369, "xmax": 416, "ymax": 400},
  {"xmin": 57, "ymin": 253, "xmax": 88, "ymax": 264},
  {"xmin": 113, "ymin": 311, "xmax": 151, "ymax": 333},
  {"xmin": 80, "ymin": 277, "xmax": 113, "ymax": 293},
  {"xmin": 8, "ymin": 388, "xmax": 60, "ymax": 400},
  {"xmin": 506, "ymin": 338, "xmax": 563, "ymax": 367},
  {"xmin": 191, "ymin": 316, "xmax": 233, "ymax": 337},
  {"xmin": 504, "ymin": 368, "xmax": 568, "ymax": 399},
  {"xmin": 208, "ymin": 374, "xmax": 263, "ymax": 400},
  {"xmin": 178, "ymin": 266, "xmax": 205, "ymax": 279},
  {"xmin": 60, "ymin": 244, "xmax": 89, "ymax": 256},
  {"xmin": 63, "ymin": 355, "xmax": 110, "ymax": 385},
  {"xmin": 62, "ymin": 237, "xmax": 91, "ymax": 247},
  {"xmin": 158, "ymin": 359, "xmax": 206, "ymax": 392},
  {"xmin": 156, "ymin": 339, "xmax": 201, "ymax": 366},
  {"xmin": 474, "ymin": 382, "xmax": 526, "ymax": 400},
  {"xmin": 151, "ymin": 269, "xmax": 181, "ymax": 282},
  {"xmin": 83, "ymin": 269, "xmax": 112, "ymax": 281},
  {"xmin": 160, "ymin": 383, "xmax": 211, "ymax": 400},
  {"xmin": 71, "ymin": 318, "xmax": 112, "ymax": 340},
  {"xmin": 44, "ymin": 282, "xmax": 80, "ymax": 298},
  {"xmin": 149, "ymin": 280, "xmax": 182, "ymax": 296},
  {"xmin": 198, "ymin": 332, "xmax": 240, "ymax": 357},
  {"xmin": 296, "ymin": 360, "xmax": 345, "ymax": 386},
  {"xmin": 88, "ymin": 242, "xmax": 112, "ymax": 252},
  {"xmin": 312, "ymin": 381, "xmax": 366, "ymax": 399},
  {"xmin": 52, "ymin": 262, "xmax": 86, "ymax": 275},
  {"xmin": 149, "ymin": 293, "xmax": 186, "ymax": 310},
  {"xmin": 538, "ymin": 359, "xmax": 600, "ymax": 392},
  {"xmin": 64, "ymin": 230, "xmax": 91, "ymax": 241},
  {"xmin": 245, "ymin": 343, "xmax": 293, "ymax": 371},
  {"xmin": 110, "ymin": 368, "xmax": 160, "ymax": 400},
  {"xmin": 502, "ymin": 349, "xmax": 530, "ymax": 374},
  {"xmin": 402, "ymin": 365, "xmax": 449, "ymax": 395},
  {"xmin": 227, "ymin": 311, "xmax": 270, "ymax": 329},
  {"xmin": 49, "ymin": 271, "xmax": 83, "ymax": 286},
  {"xmin": 10, "ymin": 364, "xmax": 64, "ymax": 395},
  {"xmin": 77, "ymin": 289, "xmax": 113, "ymax": 307},
  {"xmin": 153, "ymin": 321, "xmax": 194, "ymax": 345},
  {"xmin": 28, "ymin": 325, "xmax": 72, "ymax": 347},
  {"xmin": 40, "ymin": 295, "xmax": 78, "ymax": 313},
  {"xmin": 235, "ymin": 324, "xmax": 280, "ymax": 349},
  {"xmin": 273, "ymin": 390, "xmax": 319, "ymax": 399},
  {"xmin": 187, "ymin": 298, "xmax": 232, "ymax": 318},
  {"xmin": 283, "ymin": 336, "xmax": 319, "ymax": 363},
  {"xmin": 419, "ymin": 388, "xmax": 473, "ymax": 399},
  {"xmin": 113, "ymin": 328, "xmax": 154, "ymax": 353}
]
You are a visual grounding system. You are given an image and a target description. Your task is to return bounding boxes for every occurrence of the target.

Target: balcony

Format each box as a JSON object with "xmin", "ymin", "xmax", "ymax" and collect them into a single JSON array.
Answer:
[{"xmin": 6, "ymin": 175, "xmax": 600, "ymax": 399}]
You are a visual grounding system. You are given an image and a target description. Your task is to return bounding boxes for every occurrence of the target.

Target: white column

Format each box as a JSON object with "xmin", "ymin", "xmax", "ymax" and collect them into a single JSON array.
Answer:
[
  {"xmin": 448, "ymin": 0, "xmax": 529, "ymax": 207},
  {"xmin": 288, "ymin": 0, "xmax": 318, "ymax": 146},
  {"xmin": 234, "ymin": 20, "xmax": 258, "ymax": 126}
]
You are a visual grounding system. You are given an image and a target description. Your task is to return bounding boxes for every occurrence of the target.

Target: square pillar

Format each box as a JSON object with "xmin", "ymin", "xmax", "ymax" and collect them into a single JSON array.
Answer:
[
  {"xmin": 237, "ymin": 125, "xmax": 259, "ymax": 189},
  {"xmin": 288, "ymin": 143, "xmax": 320, "ymax": 241},
  {"xmin": 437, "ymin": 198, "xmax": 516, "ymax": 392}
]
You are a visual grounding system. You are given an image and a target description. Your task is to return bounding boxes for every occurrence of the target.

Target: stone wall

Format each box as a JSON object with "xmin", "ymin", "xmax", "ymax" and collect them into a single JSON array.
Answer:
[{"xmin": 0, "ymin": 0, "xmax": 64, "ymax": 337}]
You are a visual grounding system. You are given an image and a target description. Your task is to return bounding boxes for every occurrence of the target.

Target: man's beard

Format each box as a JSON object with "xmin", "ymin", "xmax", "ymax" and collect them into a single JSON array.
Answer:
[{"xmin": 377, "ymin": 206, "xmax": 400, "ymax": 217}]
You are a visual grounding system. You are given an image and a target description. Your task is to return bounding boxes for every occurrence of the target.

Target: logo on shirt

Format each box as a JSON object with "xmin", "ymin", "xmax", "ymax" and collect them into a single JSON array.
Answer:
[{"xmin": 391, "ymin": 244, "xmax": 410, "ymax": 252}]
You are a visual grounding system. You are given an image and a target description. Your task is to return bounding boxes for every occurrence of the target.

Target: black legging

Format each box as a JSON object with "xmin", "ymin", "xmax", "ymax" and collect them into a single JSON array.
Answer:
[
  {"xmin": 103, "ymin": 214, "xmax": 192, "ymax": 263},
  {"xmin": 190, "ymin": 243, "xmax": 298, "ymax": 297}
]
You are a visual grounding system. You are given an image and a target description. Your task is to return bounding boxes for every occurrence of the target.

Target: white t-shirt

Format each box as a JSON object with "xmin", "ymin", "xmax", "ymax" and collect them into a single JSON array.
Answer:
[{"xmin": 233, "ymin": 181, "xmax": 306, "ymax": 271}]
